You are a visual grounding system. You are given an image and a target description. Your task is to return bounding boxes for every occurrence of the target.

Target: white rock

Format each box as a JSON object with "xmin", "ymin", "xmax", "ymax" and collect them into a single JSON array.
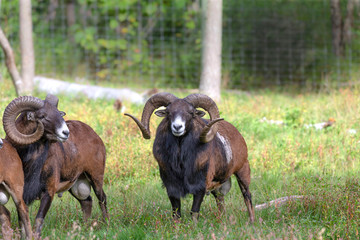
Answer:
[{"xmin": 347, "ymin": 129, "xmax": 357, "ymax": 135}]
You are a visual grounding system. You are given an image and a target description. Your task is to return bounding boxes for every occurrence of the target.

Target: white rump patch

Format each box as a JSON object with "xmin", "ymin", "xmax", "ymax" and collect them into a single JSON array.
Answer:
[
  {"xmin": 217, "ymin": 133, "xmax": 233, "ymax": 163},
  {"xmin": 0, "ymin": 138, "xmax": 3, "ymax": 148},
  {"xmin": 71, "ymin": 178, "xmax": 91, "ymax": 200},
  {"xmin": 0, "ymin": 184, "xmax": 10, "ymax": 205}
]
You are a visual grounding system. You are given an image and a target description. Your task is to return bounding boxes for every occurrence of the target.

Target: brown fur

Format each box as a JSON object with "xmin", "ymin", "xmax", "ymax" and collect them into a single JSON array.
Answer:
[
  {"xmin": 152, "ymin": 99, "xmax": 255, "ymax": 222},
  {"xmin": 205, "ymin": 121, "xmax": 254, "ymax": 222},
  {"xmin": 22, "ymin": 120, "xmax": 109, "ymax": 235},
  {"xmin": 0, "ymin": 139, "xmax": 32, "ymax": 240}
]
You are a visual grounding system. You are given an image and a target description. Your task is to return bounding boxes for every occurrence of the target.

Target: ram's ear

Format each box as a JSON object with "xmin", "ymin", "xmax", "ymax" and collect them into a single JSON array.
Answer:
[
  {"xmin": 59, "ymin": 111, "xmax": 66, "ymax": 117},
  {"xmin": 27, "ymin": 112, "xmax": 36, "ymax": 121},
  {"xmin": 155, "ymin": 110, "xmax": 166, "ymax": 117},
  {"xmin": 45, "ymin": 94, "xmax": 59, "ymax": 107},
  {"xmin": 195, "ymin": 110, "xmax": 206, "ymax": 118}
]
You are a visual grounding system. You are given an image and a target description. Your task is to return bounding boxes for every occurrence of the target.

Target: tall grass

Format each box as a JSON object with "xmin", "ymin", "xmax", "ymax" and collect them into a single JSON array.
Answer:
[{"xmin": 0, "ymin": 79, "xmax": 359, "ymax": 239}]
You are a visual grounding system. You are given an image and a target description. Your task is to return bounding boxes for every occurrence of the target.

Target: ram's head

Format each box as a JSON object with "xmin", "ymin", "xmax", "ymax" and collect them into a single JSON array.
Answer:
[
  {"xmin": 125, "ymin": 92, "xmax": 223, "ymax": 143},
  {"xmin": 3, "ymin": 94, "xmax": 69, "ymax": 145}
]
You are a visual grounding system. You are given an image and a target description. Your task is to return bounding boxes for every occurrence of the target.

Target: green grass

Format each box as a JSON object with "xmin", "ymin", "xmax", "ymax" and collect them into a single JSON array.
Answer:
[{"xmin": 0, "ymin": 78, "xmax": 360, "ymax": 239}]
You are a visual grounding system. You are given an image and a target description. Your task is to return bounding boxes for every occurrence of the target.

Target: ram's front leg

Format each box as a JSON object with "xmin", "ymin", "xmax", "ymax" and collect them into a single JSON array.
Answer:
[
  {"xmin": 169, "ymin": 196, "xmax": 181, "ymax": 220},
  {"xmin": 34, "ymin": 192, "xmax": 54, "ymax": 236},
  {"xmin": 190, "ymin": 190, "xmax": 206, "ymax": 222}
]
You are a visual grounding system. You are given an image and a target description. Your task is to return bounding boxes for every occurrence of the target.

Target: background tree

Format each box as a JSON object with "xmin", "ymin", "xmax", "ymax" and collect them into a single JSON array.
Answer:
[
  {"xmin": 199, "ymin": 0, "xmax": 222, "ymax": 102},
  {"xmin": 19, "ymin": 0, "xmax": 35, "ymax": 94},
  {"xmin": 330, "ymin": 0, "xmax": 355, "ymax": 57},
  {"xmin": 0, "ymin": 0, "xmax": 35, "ymax": 95},
  {"xmin": 0, "ymin": 27, "xmax": 22, "ymax": 96}
]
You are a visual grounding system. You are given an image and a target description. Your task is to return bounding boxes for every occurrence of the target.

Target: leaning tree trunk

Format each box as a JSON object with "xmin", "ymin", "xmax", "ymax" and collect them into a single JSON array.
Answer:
[
  {"xmin": 19, "ymin": 0, "xmax": 35, "ymax": 94},
  {"xmin": 0, "ymin": 27, "xmax": 22, "ymax": 96},
  {"xmin": 199, "ymin": 0, "xmax": 222, "ymax": 102}
]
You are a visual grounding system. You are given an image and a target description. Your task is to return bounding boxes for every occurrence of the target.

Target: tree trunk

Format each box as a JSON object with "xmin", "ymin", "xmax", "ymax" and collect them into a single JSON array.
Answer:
[
  {"xmin": 330, "ymin": 0, "xmax": 344, "ymax": 57},
  {"xmin": 343, "ymin": 0, "xmax": 355, "ymax": 45},
  {"xmin": 46, "ymin": 0, "xmax": 59, "ymax": 21},
  {"xmin": 19, "ymin": 0, "xmax": 35, "ymax": 94},
  {"xmin": 66, "ymin": 0, "xmax": 76, "ymax": 43},
  {"xmin": 330, "ymin": 0, "xmax": 355, "ymax": 57},
  {"xmin": 199, "ymin": 0, "xmax": 222, "ymax": 102},
  {"xmin": 0, "ymin": 27, "xmax": 22, "ymax": 96}
]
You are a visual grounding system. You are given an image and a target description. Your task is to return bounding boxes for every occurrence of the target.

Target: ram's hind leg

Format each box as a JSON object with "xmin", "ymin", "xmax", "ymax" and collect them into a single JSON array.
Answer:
[
  {"xmin": 234, "ymin": 161, "xmax": 255, "ymax": 223},
  {"xmin": 69, "ymin": 190, "xmax": 93, "ymax": 221},
  {"xmin": 87, "ymin": 174, "xmax": 109, "ymax": 222},
  {"xmin": 211, "ymin": 190, "xmax": 225, "ymax": 214},
  {"xmin": 0, "ymin": 205, "xmax": 12, "ymax": 240},
  {"xmin": 211, "ymin": 178, "xmax": 232, "ymax": 214}
]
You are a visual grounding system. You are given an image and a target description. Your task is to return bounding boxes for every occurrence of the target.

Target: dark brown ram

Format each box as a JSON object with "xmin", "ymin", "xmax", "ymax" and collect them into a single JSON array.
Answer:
[
  {"xmin": 0, "ymin": 138, "xmax": 32, "ymax": 239},
  {"xmin": 2, "ymin": 95, "xmax": 109, "ymax": 236},
  {"xmin": 125, "ymin": 92, "xmax": 255, "ymax": 222}
]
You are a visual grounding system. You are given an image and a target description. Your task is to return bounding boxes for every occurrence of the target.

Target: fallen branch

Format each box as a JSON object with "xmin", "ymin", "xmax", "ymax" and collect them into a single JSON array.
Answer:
[
  {"xmin": 34, "ymin": 76, "xmax": 144, "ymax": 104},
  {"xmin": 254, "ymin": 195, "xmax": 306, "ymax": 211}
]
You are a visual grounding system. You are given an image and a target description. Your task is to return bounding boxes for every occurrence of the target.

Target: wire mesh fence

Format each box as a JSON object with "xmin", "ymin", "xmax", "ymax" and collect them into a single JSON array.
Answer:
[{"xmin": 1, "ymin": 0, "xmax": 360, "ymax": 89}]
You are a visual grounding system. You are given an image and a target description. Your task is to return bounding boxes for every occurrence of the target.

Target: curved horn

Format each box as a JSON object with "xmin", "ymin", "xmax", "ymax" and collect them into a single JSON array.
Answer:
[
  {"xmin": 184, "ymin": 94, "xmax": 220, "ymax": 120},
  {"xmin": 125, "ymin": 92, "xmax": 178, "ymax": 139},
  {"xmin": 3, "ymin": 96, "xmax": 45, "ymax": 145},
  {"xmin": 184, "ymin": 94, "xmax": 222, "ymax": 143},
  {"xmin": 199, "ymin": 118, "xmax": 224, "ymax": 143}
]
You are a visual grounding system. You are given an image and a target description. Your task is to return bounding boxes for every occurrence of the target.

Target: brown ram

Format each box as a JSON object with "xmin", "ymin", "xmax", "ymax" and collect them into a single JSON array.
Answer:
[
  {"xmin": 125, "ymin": 92, "xmax": 255, "ymax": 222},
  {"xmin": 0, "ymin": 138, "xmax": 32, "ymax": 239},
  {"xmin": 2, "ymin": 95, "xmax": 109, "ymax": 236}
]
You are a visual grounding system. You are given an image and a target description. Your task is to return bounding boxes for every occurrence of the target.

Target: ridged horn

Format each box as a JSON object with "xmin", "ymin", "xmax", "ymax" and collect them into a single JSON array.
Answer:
[
  {"xmin": 184, "ymin": 94, "xmax": 223, "ymax": 143},
  {"xmin": 3, "ymin": 96, "xmax": 45, "ymax": 145},
  {"xmin": 199, "ymin": 118, "xmax": 224, "ymax": 143},
  {"xmin": 125, "ymin": 92, "xmax": 178, "ymax": 139}
]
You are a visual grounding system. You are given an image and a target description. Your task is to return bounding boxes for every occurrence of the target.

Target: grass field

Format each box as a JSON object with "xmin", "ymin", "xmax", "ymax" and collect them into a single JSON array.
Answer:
[{"xmin": 0, "ymin": 79, "xmax": 359, "ymax": 239}]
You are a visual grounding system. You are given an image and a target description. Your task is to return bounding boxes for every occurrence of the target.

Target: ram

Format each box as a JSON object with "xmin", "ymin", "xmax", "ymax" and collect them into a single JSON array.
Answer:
[
  {"xmin": 125, "ymin": 92, "xmax": 255, "ymax": 222},
  {"xmin": 2, "ymin": 95, "xmax": 109, "ymax": 236},
  {"xmin": 0, "ymin": 138, "xmax": 32, "ymax": 239}
]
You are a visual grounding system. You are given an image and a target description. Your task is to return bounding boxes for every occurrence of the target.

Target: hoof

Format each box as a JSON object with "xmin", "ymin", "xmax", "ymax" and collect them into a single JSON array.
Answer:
[
  {"xmin": 172, "ymin": 213, "xmax": 181, "ymax": 221},
  {"xmin": 191, "ymin": 212, "xmax": 199, "ymax": 223}
]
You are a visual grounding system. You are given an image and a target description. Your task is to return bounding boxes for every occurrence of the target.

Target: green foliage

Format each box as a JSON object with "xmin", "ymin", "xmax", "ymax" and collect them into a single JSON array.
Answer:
[
  {"xmin": 284, "ymin": 107, "xmax": 302, "ymax": 127},
  {"xmin": 2, "ymin": 0, "xmax": 360, "ymax": 88}
]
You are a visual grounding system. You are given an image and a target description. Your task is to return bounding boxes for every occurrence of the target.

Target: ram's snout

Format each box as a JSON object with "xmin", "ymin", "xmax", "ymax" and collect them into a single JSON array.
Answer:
[{"xmin": 171, "ymin": 116, "xmax": 186, "ymax": 136}]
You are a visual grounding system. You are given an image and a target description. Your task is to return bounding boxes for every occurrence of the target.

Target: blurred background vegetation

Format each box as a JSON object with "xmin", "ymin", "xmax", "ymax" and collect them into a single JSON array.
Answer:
[
  {"xmin": 1, "ymin": 0, "xmax": 360, "ymax": 90},
  {"xmin": 1, "ymin": 1, "xmax": 360, "ymax": 238}
]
